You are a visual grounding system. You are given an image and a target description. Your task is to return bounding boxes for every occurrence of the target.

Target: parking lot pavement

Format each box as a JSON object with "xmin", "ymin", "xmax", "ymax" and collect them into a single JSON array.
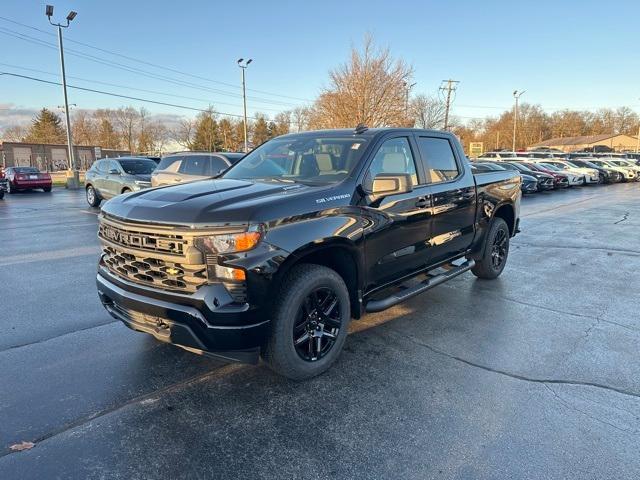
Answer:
[{"xmin": 1, "ymin": 184, "xmax": 639, "ymax": 479}]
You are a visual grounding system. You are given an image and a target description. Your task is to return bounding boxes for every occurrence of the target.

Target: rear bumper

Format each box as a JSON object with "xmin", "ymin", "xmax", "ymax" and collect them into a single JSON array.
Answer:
[
  {"xmin": 13, "ymin": 180, "xmax": 52, "ymax": 189},
  {"xmin": 96, "ymin": 268, "xmax": 269, "ymax": 363}
]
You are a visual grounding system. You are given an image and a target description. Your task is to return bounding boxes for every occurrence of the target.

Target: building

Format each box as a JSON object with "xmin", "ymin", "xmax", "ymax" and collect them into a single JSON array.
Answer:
[
  {"xmin": 531, "ymin": 134, "xmax": 639, "ymax": 153},
  {"xmin": 0, "ymin": 142, "xmax": 130, "ymax": 171}
]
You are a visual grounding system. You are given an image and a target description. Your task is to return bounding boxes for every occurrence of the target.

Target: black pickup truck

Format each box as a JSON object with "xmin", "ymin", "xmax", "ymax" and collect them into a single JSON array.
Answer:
[{"xmin": 96, "ymin": 127, "xmax": 520, "ymax": 379}]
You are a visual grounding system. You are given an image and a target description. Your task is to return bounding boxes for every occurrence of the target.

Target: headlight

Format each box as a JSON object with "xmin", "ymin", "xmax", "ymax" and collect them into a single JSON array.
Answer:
[
  {"xmin": 194, "ymin": 226, "xmax": 263, "ymax": 283},
  {"xmin": 196, "ymin": 228, "xmax": 262, "ymax": 255}
]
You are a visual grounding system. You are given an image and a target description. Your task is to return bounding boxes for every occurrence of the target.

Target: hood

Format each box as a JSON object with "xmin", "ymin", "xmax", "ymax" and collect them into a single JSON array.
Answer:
[
  {"xmin": 132, "ymin": 174, "xmax": 152, "ymax": 182},
  {"xmin": 101, "ymin": 178, "xmax": 345, "ymax": 226}
]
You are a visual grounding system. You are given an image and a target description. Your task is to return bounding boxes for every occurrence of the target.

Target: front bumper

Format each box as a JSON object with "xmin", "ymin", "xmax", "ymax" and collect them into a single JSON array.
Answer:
[{"xmin": 96, "ymin": 267, "xmax": 269, "ymax": 363}]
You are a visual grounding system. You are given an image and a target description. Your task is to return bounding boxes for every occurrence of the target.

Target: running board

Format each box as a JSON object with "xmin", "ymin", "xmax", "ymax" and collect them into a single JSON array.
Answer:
[{"xmin": 365, "ymin": 259, "xmax": 475, "ymax": 313}]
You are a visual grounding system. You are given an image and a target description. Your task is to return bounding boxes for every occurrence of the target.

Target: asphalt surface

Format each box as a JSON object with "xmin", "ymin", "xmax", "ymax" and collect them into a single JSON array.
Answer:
[{"xmin": 1, "ymin": 184, "xmax": 639, "ymax": 479}]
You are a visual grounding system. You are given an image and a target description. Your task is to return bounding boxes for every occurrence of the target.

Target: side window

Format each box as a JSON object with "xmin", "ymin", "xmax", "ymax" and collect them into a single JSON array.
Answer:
[
  {"xmin": 209, "ymin": 156, "xmax": 229, "ymax": 175},
  {"xmin": 416, "ymin": 137, "xmax": 460, "ymax": 183},
  {"xmin": 108, "ymin": 160, "xmax": 120, "ymax": 173},
  {"xmin": 179, "ymin": 156, "xmax": 208, "ymax": 175},
  {"xmin": 368, "ymin": 137, "xmax": 418, "ymax": 186}
]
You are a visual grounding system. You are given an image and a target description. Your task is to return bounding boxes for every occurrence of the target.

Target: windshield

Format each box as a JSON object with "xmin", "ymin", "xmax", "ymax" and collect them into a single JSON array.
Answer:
[
  {"xmin": 118, "ymin": 159, "xmax": 157, "ymax": 175},
  {"xmin": 540, "ymin": 163, "xmax": 560, "ymax": 171},
  {"xmin": 223, "ymin": 135, "xmax": 368, "ymax": 185},
  {"xmin": 564, "ymin": 161, "xmax": 580, "ymax": 168}
]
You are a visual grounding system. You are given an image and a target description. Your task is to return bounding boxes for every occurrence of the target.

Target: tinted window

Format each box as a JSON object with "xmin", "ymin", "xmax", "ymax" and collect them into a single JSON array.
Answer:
[
  {"xmin": 157, "ymin": 155, "xmax": 182, "ymax": 171},
  {"xmin": 118, "ymin": 159, "xmax": 156, "ymax": 175},
  {"xmin": 368, "ymin": 137, "xmax": 418, "ymax": 185},
  {"xmin": 417, "ymin": 137, "xmax": 459, "ymax": 183},
  {"xmin": 13, "ymin": 167, "xmax": 39, "ymax": 173},
  {"xmin": 180, "ymin": 156, "xmax": 210, "ymax": 175},
  {"xmin": 210, "ymin": 156, "xmax": 229, "ymax": 174}
]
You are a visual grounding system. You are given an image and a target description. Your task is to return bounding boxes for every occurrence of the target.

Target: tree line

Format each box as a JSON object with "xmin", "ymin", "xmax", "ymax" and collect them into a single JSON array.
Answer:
[{"xmin": 2, "ymin": 36, "xmax": 638, "ymax": 154}]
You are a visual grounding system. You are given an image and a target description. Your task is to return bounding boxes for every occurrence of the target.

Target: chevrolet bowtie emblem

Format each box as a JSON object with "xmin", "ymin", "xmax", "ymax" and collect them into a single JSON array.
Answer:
[{"xmin": 165, "ymin": 267, "xmax": 180, "ymax": 275}]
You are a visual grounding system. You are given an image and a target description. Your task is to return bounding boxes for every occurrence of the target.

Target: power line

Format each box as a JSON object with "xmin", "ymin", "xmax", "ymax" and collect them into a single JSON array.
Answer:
[
  {"xmin": 0, "ymin": 15, "xmax": 313, "ymax": 103},
  {"xmin": 0, "ymin": 71, "xmax": 291, "ymax": 122},
  {"xmin": 0, "ymin": 62, "xmax": 286, "ymax": 113},
  {"xmin": 0, "ymin": 26, "xmax": 303, "ymax": 108},
  {"xmin": 439, "ymin": 79, "xmax": 459, "ymax": 130}
]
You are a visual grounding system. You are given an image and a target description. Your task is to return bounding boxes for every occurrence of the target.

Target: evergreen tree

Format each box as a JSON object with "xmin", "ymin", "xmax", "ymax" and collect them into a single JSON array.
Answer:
[
  {"xmin": 25, "ymin": 108, "xmax": 67, "ymax": 144},
  {"xmin": 252, "ymin": 114, "xmax": 270, "ymax": 146},
  {"xmin": 191, "ymin": 108, "xmax": 220, "ymax": 151}
]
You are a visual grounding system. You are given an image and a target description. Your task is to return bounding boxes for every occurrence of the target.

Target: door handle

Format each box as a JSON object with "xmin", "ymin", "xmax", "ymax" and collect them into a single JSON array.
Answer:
[
  {"xmin": 415, "ymin": 196, "xmax": 429, "ymax": 208},
  {"xmin": 173, "ymin": 177, "xmax": 182, "ymax": 182}
]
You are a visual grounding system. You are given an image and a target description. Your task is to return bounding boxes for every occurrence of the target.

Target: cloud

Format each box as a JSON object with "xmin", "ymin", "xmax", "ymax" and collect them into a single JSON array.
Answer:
[{"xmin": 0, "ymin": 105, "xmax": 188, "ymax": 135}]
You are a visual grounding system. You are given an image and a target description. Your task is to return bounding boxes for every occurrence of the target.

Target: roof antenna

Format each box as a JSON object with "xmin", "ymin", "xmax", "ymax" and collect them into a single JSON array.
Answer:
[{"xmin": 354, "ymin": 123, "xmax": 368, "ymax": 134}]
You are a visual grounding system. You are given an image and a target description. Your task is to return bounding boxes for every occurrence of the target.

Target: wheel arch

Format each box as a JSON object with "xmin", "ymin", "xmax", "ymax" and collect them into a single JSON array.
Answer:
[{"xmin": 272, "ymin": 239, "xmax": 364, "ymax": 319}]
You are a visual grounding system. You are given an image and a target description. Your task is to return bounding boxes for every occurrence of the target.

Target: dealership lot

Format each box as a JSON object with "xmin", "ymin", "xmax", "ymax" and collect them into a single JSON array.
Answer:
[{"xmin": 1, "ymin": 186, "xmax": 639, "ymax": 479}]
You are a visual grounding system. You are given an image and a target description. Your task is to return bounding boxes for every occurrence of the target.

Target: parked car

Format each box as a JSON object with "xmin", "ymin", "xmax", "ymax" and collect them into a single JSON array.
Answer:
[
  {"xmin": 518, "ymin": 162, "xmax": 570, "ymax": 188},
  {"xmin": 623, "ymin": 152, "xmax": 640, "ymax": 165},
  {"xmin": 95, "ymin": 127, "xmax": 521, "ymax": 380},
  {"xmin": 4, "ymin": 166, "xmax": 52, "ymax": 193},
  {"xmin": 85, "ymin": 157, "xmax": 157, "ymax": 207},
  {"xmin": 536, "ymin": 163, "xmax": 584, "ymax": 186},
  {"xmin": 569, "ymin": 159, "xmax": 621, "ymax": 183},
  {"xmin": 151, "ymin": 152, "xmax": 244, "ymax": 187},
  {"xmin": 603, "ymin": 159, "xmax": 640, "ymax": 180},
  {"xmin": 492, "ymin": 161, "xmax": 555, "ymax": 191},
  {"xmin": 533, "ymin": 159, "xmax": 597, "ymax": 184},
  {"xmin": 588, "ymin": 159, "xmax": 637, "ymax": 182}
]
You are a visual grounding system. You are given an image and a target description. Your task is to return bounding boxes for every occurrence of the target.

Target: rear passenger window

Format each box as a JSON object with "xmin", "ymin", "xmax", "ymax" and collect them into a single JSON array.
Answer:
[
  {"xmin": 416, "ymin": 137, "xmax": 460, "ymax": 183},
  {"xmin": 179, "ymin": 156, "xmax": 208, "ymax": 175}
]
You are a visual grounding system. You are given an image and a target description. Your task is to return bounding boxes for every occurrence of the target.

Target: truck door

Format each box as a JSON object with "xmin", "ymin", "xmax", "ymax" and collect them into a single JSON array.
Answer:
[
  {"xmin": 363, "ymin": 136, "xmax": 433, "ymax": 289},
  {"xmin": 415, "ymin": 135, "xmax": 477, "ymax": 265}
]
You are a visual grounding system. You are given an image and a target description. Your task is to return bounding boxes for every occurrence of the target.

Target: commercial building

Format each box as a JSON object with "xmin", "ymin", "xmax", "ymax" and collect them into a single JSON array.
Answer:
[
  {"xmin": 0, "ymin": 142, "xmax": 130, "ymax": 171},
  {"xmin": 531, "ymin": 134, "xmax": 639, "ymax": 153}
]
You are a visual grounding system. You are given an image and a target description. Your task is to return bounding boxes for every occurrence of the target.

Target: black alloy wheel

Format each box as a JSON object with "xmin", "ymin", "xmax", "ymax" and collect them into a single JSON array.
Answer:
[
  {"xmin": 293, "ymin": 287, "xmax": 342, "ymax": 362},
  {"xmin": 491, "ymin": 228, "xmax": 508, "ymax": 270}
]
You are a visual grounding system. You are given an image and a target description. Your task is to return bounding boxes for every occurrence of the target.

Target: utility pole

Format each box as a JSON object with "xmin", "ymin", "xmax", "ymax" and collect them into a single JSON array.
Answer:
[
  {"xmin": 404, "ymin": 81, "xmax": 416, "ymax": 120},
  {"xmin": 439, "ymin": 79, "xmax": 459, "ymax": 131},
  {"xmin": 237, "ymin": 58, "xmax": 252, "ymax": 153},
  {"xmin": 46, "ymin": 5, "xmax": 79, "ymax": 188},
  {"xmin": 512, "ymin": 90, "xmax": 526, "ymax": 151}
]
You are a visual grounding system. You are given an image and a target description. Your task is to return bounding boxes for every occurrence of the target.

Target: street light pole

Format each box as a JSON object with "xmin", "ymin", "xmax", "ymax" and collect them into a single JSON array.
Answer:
[
  {"xmin": 47, "ymin": 5, "xmax": 79, "ymax": 188},
  {"xmin": 512, "ymin": 90, "xmax": 525, "ymax": 151},
  {"xmin": 237, "ymin": 58, "xmax": 252, "ymax": 153}
]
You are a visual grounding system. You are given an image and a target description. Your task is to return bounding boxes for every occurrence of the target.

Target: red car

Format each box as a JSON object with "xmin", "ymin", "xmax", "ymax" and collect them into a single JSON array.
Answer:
[{"xmin": 5, "ymin": 166, "xmax": 52, "ymax": 193}]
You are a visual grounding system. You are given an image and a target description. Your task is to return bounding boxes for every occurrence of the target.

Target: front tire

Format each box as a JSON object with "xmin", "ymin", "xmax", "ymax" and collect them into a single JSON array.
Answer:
[
  {"xmin": 262, "ymin": 264, "xmax": 351, "ymax": 381},
  {"xmin": 86, "ymin": 185, "xmax": 101, "ymax": 207},
  {"xmin": 471, "ymin": 217, "xmax": 510, "ymax": 280}
]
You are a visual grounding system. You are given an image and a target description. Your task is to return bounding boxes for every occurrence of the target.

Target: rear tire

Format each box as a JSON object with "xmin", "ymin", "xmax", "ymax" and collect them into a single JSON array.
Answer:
[
  {"xmin": 471, "ymin": 217, "xmax": 510, "ymax": 280},
  {"xmin": 86, "ymin": 185, "xmax": 101, "ymax": 207},
  {"xmin": 43, "ymin": 186, "xmax": 52, "ymax": 192},
  {"xmin": 262, "ymin": 264, "xmax": 351, "ymax": 381},
  {"xmin": 122, "ymin": 187, "xmax": 131, "ymax": 194}
]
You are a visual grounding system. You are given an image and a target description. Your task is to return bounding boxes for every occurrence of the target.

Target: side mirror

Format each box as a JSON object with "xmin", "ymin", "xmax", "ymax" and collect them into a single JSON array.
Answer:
[
  {"xmin": 371, "ymin": 173, "xmax": 413, "ymax": 196},
  {"xmin": 108, "ymin": 168, "xmax": 120, "ymax": 175}
]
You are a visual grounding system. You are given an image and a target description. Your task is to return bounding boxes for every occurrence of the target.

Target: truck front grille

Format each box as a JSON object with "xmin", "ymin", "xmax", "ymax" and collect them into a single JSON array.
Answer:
[{"xmin": 102, "ymin": 246, "xmax": 207, "ymax": 293}]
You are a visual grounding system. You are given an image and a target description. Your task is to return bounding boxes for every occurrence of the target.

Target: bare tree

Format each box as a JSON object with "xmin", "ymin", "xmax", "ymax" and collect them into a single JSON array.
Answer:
[
  {"xmin": 308, "ymin": 35, "xmax": 413, "ymax": 129},
  {"xmin": 2, "ymin": 125, "xmax": 28, "ymax": 142},
  {"xmin": 172, "ymin": 118, "xmax": 196, "ymax": 150},
  {"xmin": 410, "ymin": 94, "xmax": 446, "ymax": 129}
]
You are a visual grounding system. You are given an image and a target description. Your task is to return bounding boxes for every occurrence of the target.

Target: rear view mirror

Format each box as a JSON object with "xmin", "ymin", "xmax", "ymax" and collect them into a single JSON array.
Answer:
[{"xmin": 371, "ymin": 173, "xmax": 413, "ymax": 196}]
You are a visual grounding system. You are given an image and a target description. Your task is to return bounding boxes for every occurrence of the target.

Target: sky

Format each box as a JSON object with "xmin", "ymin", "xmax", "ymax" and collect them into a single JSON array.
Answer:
[{"xmin": 1, "ymin": 0, "xmax": 639, "ymax": 130}]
